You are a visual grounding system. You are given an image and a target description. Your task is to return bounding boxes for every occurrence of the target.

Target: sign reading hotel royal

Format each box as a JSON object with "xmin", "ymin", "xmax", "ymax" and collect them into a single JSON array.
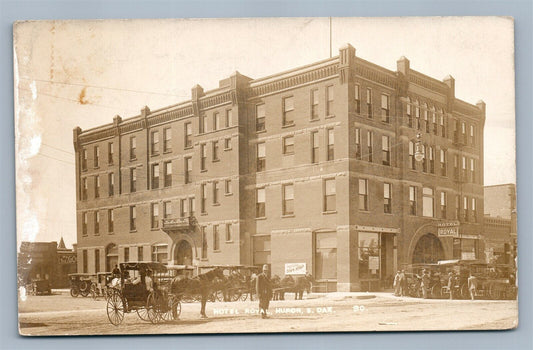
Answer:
[{"xmin": 14, "ymin": 17, "xmax": 518, "ymax": 336}]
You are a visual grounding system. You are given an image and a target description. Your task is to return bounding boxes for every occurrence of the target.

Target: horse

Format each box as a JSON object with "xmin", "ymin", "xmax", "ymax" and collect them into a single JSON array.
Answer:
[
  {"xmin": 292, "ymin": 273, "xmax": 314, "ymax": 300},
  {"xmin": 170, "ymin": 267, "xmax": 225, "ymax": 318}
]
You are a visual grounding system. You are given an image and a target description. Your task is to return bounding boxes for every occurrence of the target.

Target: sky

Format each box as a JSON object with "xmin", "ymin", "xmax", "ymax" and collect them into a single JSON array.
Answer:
[{"xmin": 13, "ymin": 17, "xmax": 515, "ymax": 249}]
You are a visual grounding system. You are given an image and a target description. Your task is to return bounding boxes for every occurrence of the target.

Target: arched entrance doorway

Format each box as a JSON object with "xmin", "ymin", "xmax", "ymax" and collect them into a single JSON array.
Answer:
[
  {"xmin": 174, "ymin": 240, "xmax": 193, "ymax": 265},
  {"xmin": 412, "ymin": 233, "xmax": 444, "ymax": 264},
  {"xmin": 106, "ymin": 243, "xmax": 118, "ymax": 272}
]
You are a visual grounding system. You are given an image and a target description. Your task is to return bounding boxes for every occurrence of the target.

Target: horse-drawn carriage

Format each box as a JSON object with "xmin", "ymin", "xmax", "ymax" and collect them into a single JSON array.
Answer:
[
  {"xmin": 105, "ymin": 262, "xmax": 180, "ymax": 325},
  {"xmin": 209, "ymin": 265, "xmax": 260, "ymax": 302},
  {"xmin": 69, "ymin": 273, "xmax": 95, "ymax": 297},
  {"xmin": 90, "ymin": 272, "xmax": 113, "ymax": 300}
]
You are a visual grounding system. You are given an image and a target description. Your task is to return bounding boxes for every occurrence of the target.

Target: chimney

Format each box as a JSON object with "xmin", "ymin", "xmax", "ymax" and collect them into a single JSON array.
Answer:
[{"xmin": 397, "ymin": 56, "xmax": 410, "ymax": 75}]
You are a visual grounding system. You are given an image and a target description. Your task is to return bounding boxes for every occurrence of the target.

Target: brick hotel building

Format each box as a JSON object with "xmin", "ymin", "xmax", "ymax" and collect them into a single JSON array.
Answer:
[{"xmin": 73, "ymin": 44, "xmax": 485, "ymax": 291}]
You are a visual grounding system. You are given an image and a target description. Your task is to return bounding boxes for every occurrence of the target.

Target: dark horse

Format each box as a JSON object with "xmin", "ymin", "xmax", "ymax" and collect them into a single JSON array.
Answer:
[{"xmin": 170, "ymin": 267, "xmax": 225, "ymax": 318}]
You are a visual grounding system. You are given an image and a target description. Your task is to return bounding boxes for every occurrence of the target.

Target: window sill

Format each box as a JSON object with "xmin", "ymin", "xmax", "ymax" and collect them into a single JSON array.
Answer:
[
  {"xmin": 325, "ymin": 114, "xmax": 335, "ymax": 119},
  {"xmin": 200, "ymin": 258, "xmax": 208, "ymax": 261},
  {"xmin": 150, "ymin": 153, "xmax": 159, "ymax": 157},
  {"xmin": 255, "ymin": 216, "xmax": 266, "ymax": 221},
  {"xmin": 93, "ymin": 166, "xmax": 100, "ymax": 170},
  {"xmin": 322, "ymin": 210, "xmax": 337, "ymax": 215},
  {"xmin": 108, "ymin": 232, "xmax": 114, "ymax": 235},
  {"xmin": 283, "ymin": 153, "xmax": 295, "ymax": 156},
  {"xmin": 309, "ymin": 117, "xmax": 320, "ymax": 122},
  {"xmin": 130, "ymin": 158, "xmax": 137, "ymax": 162},
  {"xmin": 151, "ymin": 227, "xmax": 160, "ymax": 231},
  {"xmin": 224, "ymin": 192, "xmax": 233, "ymax": 196},
  {"xmin": 281, "ymin": 214, "xmax": 295, "ymax": 218},
  {"xmin": 281, "ymin": 123, "xmax": 295, "ymax": 129},
  {"xmin": 213, "ymin": 250, "xmax": 221, "ymax": 253},
  {"xmin": 359, "ymin": 210, "xmax": 371, "ymax": 213},
  {"xmin": 163, "ymin": 150, "xmax": 172, "ymax": 154},
  {"xmin": 225, "ymin": 240, "xmax": 234, "ymax": 244},
  {"xmin": 213, "ymin": 203, "xmax": 221, "ymax": 207},
  {"xmin": 224, "ymin": 148, "xmax": 232, "ymax": 151},
  {"xmin": 200, "ymin": 169, "xmax": 208, "ymax": 173},
  {"xmin": 130, "ymin": 230, "xmax": 137, "ymax": 233},
  {"xmin": 108, "ymin": 162, "xmax": 114, "ymax": 166},
  {"xmin": 256, "ymin": 130, "xmax": 267, "ymax": 134},
  {"xmin": 200, "ymin": 212, "xmax": 208, "ymax": 216},
  {"xmin": 212, "ymin": 159, "xmax": 220, "ymax": 163},
  {"xmin": 184, "ymin": 146, "xmax": 193, "ymax": 151}
]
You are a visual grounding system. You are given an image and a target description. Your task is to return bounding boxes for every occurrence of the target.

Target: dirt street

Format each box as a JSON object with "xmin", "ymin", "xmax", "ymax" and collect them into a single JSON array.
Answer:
[{"xmin": 18, "ymin": 291, "xmax": 518, "ymax": 335}]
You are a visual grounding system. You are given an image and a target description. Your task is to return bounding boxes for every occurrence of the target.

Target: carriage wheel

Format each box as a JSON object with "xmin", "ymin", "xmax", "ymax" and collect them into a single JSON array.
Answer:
[
  {"xmin": 106, "ymin": 292, "xmax": 125, "ymax": 326},
  {"xmin": 162, "ymin": 295, "xmax": 180, "ymax": 321},
  {"xmin": 208, "ymin": 293, "xmax": 216, "ymax": 303},
  {"xmin": 230, "ymin": 290, "xmax": 242, "ymax": 302},
  {"xmin": 70, "ymin": 287, "xmax": 79, "ymax": 298},
  {"xmin": 240, "ymin": 292, "xmax": 248, "ymax": 301},
  {"xmin": 146, "ymin": 292, "xmax": 164, "ymax": 324},
  {"xmin": 136, "ymin": 307, "xmax": 150, "ymax": 322},
  {"xmin": 431, "ymin": 284, "xmax": 442, "ymax": 299},
  {"xmin": 215, "ymin": 290, "xmax": 225, "ymax": 302},
  {"xmin": 90, "ymin": 283, "xmax": 98, "ymax": 300}
]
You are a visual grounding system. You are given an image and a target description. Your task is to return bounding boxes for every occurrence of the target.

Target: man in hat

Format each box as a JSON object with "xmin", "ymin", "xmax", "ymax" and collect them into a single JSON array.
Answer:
[
  {"xmin": 421, "ymin": 269, "xmax": 430, "ymax": 299},
  {"xmin": 256, "ymin": 264, "xmax": 272, "ymax": 319}
]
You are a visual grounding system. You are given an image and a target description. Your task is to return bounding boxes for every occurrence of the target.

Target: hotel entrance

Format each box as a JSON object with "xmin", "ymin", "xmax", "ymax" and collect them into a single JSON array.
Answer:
[{"xmin": 358, "ymin": 231, "xmax": 395, "ymax": 291}]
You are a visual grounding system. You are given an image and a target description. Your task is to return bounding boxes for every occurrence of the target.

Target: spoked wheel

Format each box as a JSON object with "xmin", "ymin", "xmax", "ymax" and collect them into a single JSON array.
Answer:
[
  {"xmin": 162, "ymin": 295, "xmax": 180, "ymax": 321},
  {"xmin": 230, "ymin": 290, "xmax": 242, "ymax": 302},
  {"xmin": 215, "ymin": 290, "xmax": 225, "ymax": 302},
  {"xmin": 146, "ymin": 292, "xmax": 164, "ymax": 324},
  {"xmin": 106, "ymin": 292, "xmax": 125, "ymax": 326},
  {"xmin": 240, "ymin": 292, "xmax": 248, "ymax": 301},
  {"xmin": 137, "ymin": 307, "xmax": 150, "ymax": 321},
  {"xmin": 79, "ymin": 281, "xmax": 90, "ymax": 297},
  {"xmin": 70, "ymin": 287, "xmax": 79, "ymax": 298}
]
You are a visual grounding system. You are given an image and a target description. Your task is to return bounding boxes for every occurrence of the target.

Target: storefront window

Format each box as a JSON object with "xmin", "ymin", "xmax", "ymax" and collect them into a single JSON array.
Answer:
[
  {"xmin": 461, "ymin": 239, "xmax": 477, "ymax": 260},
  {"xmin": 358, "ymin": 232, "xmax": 380, "ymax": 279},
  {"xmin": 315, "ymin": 232, "xmax": 337, "ymax": 280}
]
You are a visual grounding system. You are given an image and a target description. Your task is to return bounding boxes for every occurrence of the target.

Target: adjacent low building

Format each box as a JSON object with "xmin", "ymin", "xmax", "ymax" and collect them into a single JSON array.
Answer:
[{"xmin": 73, "ymin": 44, "xmax": 485, "ymax": 291}]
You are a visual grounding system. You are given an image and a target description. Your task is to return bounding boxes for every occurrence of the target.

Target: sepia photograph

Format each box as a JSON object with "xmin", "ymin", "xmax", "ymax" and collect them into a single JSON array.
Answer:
[{"xmin": 14, "ymin": 17, "xmax": 518, "ymax": 336}]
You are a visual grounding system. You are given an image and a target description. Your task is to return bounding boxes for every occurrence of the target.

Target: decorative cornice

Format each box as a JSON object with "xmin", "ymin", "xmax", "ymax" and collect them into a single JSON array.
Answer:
[
  {"xmin": 408, "ymin": 70, "xmax": 448, "ymax": 95},
  {"xmin": 355, "ymin": 64, "xmax": 397, "ymax": 89}
]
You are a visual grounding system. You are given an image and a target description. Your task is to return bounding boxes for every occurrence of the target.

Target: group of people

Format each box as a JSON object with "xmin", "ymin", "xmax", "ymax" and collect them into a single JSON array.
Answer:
[
  {"xmin": 110, "ymin": 264, "xmax": 154, "ymax": 294},
  {"xmin": 393, "ymin": 269, "xmax": 478, "ymax": 300}
]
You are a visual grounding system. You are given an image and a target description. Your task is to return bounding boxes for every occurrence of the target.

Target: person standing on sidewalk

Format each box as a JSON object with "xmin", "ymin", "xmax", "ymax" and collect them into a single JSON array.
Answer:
[
  {"xmin": 256, "ymin": 264, "xmax": 272, "ymax": 319},
  {"xmin": 421, "ymin": 269, "xmax": 430, "ymax": 299},
  {"xmin": 393, "ymin": 271, "xmax": 401, "ymax": 296},
  {"xmin": 399, "ymin": 270, "xmax": 407, "ymax": 297},
  {"xmin": 468, "ymin": 273, "xmax": 477, "ymax": 301}
]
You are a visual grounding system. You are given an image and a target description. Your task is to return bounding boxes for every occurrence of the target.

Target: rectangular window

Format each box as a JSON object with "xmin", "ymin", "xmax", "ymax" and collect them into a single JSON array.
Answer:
[
  {"xmin": 137, "ymin": 247, "xmax": 143, "ymax": 261},
  {"xmin": 225, "ymin": 109, "xmax": 232, "ymax": 127},
  {"xmin": 359, "ymin": 179, "xmax": 368, "ymax": 211},
  {"xmin": 213, "ymin": 181, "xmax": 219, "ymax": 204},
  {"xmin": 409, "ymin": 141, "xmax": 415, "ymax": 170},
  {"xmin": 432, "ymin": 110, "xmax": 438, "ymax": 134},
  {"xmin": 190, "ymin": 197, "xmax": 195, "ymax": 216},
  {"xmin": 130, "ymin": 168, "xmax": 137, "ymax": 192},
  {"xmin": 384, "ymin": 183, "xmax": 392, "ymax": 214},
  {"xmin": 82, "ymin": 178, "xmax": 88, "ymax": 200},
  {"xmin": 257, "ymin": 143, "xmax": 266, "ymax": 171},
  {"xmin": 108, "ymin": 172, "xmax": 114, "ymax": 196},
  {"xmin": 163, "ymin": 201, "xmax": 171, "ymax": 219},
  {"xmin": 108, "ymin": 142, "xmax": 114, "ymax": 164},
  {"xmin": 94, "ymin": 175, "xmax": 100, "ymax": 198},
  {"xmin": 355, "ymin": 128, "xmax": 361, "ymax": 160},
  {"xmin": 152, "ymin": 245, "xmax": 168, "ymax": 264},
  {"xmin": 455, "ymin": 195, "xmax": 460, "ymax": 220},
  {"xmin": 200, "ymin": 144, "xmax": 207, "ymax": 171},
  {"xmin": 440, "ymin": 149, "xmax": 447, "ymax": 176},
  {"xmin": 409, "ymin": 186, "xmax": 417, "ymax": 215},
  {"xmin": 470, "ymin": 158, "xmax": 476, "ymax": 183},
  {"xmin": 185, "ymin": 122, "xmax": 193, "ymax": 148},
  {"xmin": 213, "ymin": 112, "xmax": 221, "ymax": 131},
  {"xmin": 256, "ymin": 188, "xmax": 265, "ymax": 218},
  {"xmin": 463, "ymin": 196, "xmax": 469, "ymax": 221},
  {"xmin": 224, "ymin": 138, "xmax": 231, "ymax": 150},
  {"xmin": 470, "ymin": 125, "xmax": 475, "ymax": 146},
  {"xmin": 283, "ymin": 96, "xmax": 294, "ymax": 125},
  {"xmin": 324, "ymin": 178, "xmax": 336, "ymax": 212},
  {"xmin": 256, "ymin": 104, "xmax": 266, "ymax": 132},
  {"xmin": 440, "ymin": 113, "xmax": 446, "ymax": 137},
  {"xmin": 415, "ymin": 105, "xmax": 421, "ymax": 130},
  {"xmin": 326, "ymin": 85, "xmax": 334, "ymax": 116},
  {"xmin": 130, "ymin": 136, "xmax": 136, "ymax": 160},
  {"xmin": 94, "ymin": 146, "xmax": 100, "ymax": 167},
  {"xmin": 201, "ymin": 227, "xmax": 208, "ymax": 259},
  {"xmin": 225, "ymin": 224, "xmax": 232, "ymax": 242},
  {"xmin": 367, "ymin": 131, "xmax": 373, "ymax": 162},
  {"xmin": 462, "ymin": 156, "xmax": 467, "ymax": 179},
  {"xmin": 454, "ymin": 154, "xmax": 459, "ymax": 179},
  {"xmin": 94, "ymin": 211, "xmax": 100, "ymax": 234},
  {"xmin": 354, "ymin": 85, "xmax": 361, "ymax": 114},
  {"xmin": 163, "ymin": 127, "xmax": 172, "ymax": 152},
  {"xmin": 327, "ymin": 128, "xmax": 334, "ymax": 161},
  {"xmin": 82, "ymin": 212, "xmax": 88, "ymax": 235},
  {"xmin": 124, "ymin": 247, "xmax": 129, "ymax": 263},
  {"xmin": 201, "ymin": 184, "xmax": 207, "ymax": 213},
  {"xmin": 94, "ymin": 249, "xmax": 100, "ymax": 273},
  {"xmin": 212, "ymin": 141, "xmax": 219, "ymax": 161},
  {"xmin": 213, "ymin": 225, "xmax": 220, "ymax": 251},
  {"xmin": 471, "ymin": 198, "xmax": 477, "ymax": 222},
  {"xmin": 180, "ymin": 198, "xmax": 187, "ymax": 218},
  {"xmin": 151, "ymin": 203, "xmax": 159, "ymax": 229},
  {"xmin": 316, "ymin": 232, "xmax": 337, "ymax": 280},
  {"xmin": 164, "ymin": 161, "xmax": 172, "ymax": 187},
  {"xmin": 151, "ymin": 163, "xmax": 160, "ymax": 189},
  {"xmin": 130, "ymin": 206, "xmax": 136, "ymax": 231},
  {"xmin": 282, "ymin": 184, "xmax": 294, "ymax": 215},
  {"xmin": 424, "ymin": 108, "xmax": 430, "ymax": 133},
  {"xmin": 311, "ymin": 89, "xmax": 319, "ymax": 120},
  {"xmin": 283, "ymin": 136, "xmax": 295, "ymax": 155},
  {"xmin": 199, "ymin": 115, "xmax": 207, "ymax": 134},
  {"xmin": 422, "ymin": 145, "xmax": 428, "ymax": 173},
  {"xmin": 423, "ymin": 187, "xmax": 434, "ymax": 217},
  {"xmin": 440, "ymin": 192, "xmax": 447, "ymax": 219},
  {"xmin": 428, "ymin": 146, "xmax": 435, "ymax": 173},
  {"xmin": 407, "ymin": 101, "xmax": 413, "ymax": 127},
  {"xmin": 358, "ymin": 232, "xmax": 379, "ymax": 279},
  {"xmin": 381, "ymin": 94, "xmax": 389, "ymax": 123},
  {"xmin": 311, "ymin": 131, "xmax": 319, "ymax": 164},
  {"xmin": 151, "ymin": 130, "xmax": 159, "ymax": 155},
  {"xmin": 82, "ymin": 250, "xmax": 88, "ymax": 273},
  {"xmin": 225, "ymin": 179, "xmax": 232, "ymax": 194},
  {"xmin": 185, "ymin": 157, "xmax": 192, "ymax": 184},
  {"xmin": 366, "ymin": 88, "xmax": 373, "ymax": 118},
  {"xmin": 82, "ymin": 149, "xmax": 88, "ymax": 171},
  {"xmin": 382, "ymin": 135, "xmax": 390, "ymax": 166},
  {"xmin": 108, "ymin": 209, "xmax": 114, "ymax": 233}
]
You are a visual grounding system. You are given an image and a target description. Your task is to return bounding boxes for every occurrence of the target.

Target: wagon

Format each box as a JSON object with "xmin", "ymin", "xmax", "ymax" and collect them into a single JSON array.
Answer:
[
  {"xmin": 68, "ymin": 273, "xmax": 95, "ymax": 297},
  {"xmin": 202, "ymin": 265, "xmax": 258, "ymax": 302},
  {"xmin": 27, "ymin": 278, "xmax": 52, "ymax": 295},
  {"xmin": 105, "ymin": 262, "xmax": 180, "ymax": 326}
]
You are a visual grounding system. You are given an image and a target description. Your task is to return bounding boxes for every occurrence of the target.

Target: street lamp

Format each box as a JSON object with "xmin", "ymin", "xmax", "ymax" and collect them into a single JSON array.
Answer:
[{"xmin": 414, "ymin": 133, "xmax": 425, "ymax": 162}]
